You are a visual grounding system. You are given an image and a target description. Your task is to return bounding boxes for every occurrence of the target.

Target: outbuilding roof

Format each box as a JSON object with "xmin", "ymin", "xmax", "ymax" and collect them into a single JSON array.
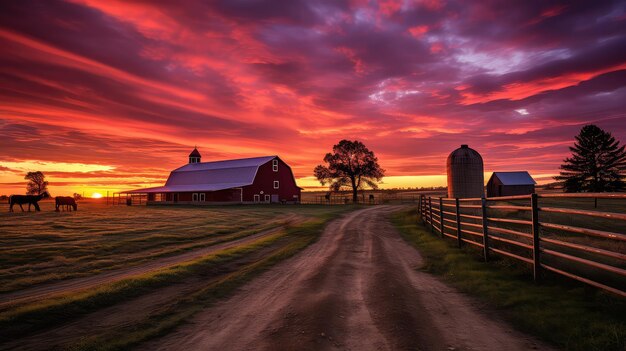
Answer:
[
  {"xmin": 123, "ymin": 156, "xmax": 276, "ymax": 193},
  {"xmin": 490, "ymin": 171, "xmax": 536, "ymax": 185}
]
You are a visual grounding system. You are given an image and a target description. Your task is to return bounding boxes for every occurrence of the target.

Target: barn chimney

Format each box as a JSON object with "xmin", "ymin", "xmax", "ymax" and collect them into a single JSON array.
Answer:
[{"xmin": 189, "ymin": 147, "xmax": 201, "ymax": 164}]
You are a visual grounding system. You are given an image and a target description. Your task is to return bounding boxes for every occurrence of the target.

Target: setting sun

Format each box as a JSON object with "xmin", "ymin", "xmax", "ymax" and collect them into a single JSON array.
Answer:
[{"xmin": 91, "ymin": 192, "xmax": 103, "ymax": 199}]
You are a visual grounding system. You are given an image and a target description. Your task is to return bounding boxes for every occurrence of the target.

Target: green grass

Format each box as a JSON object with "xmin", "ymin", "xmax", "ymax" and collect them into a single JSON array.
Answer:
[
  {"xmin": 60, "ymin": 213, "xmax": 341, "ymax": 351},
  {"xmin": 0, "ymin": 201, "xmax": 347, "ymax": 292},
  {"xmin": 0, "ymin": 230, "xmax": 289, "ymax": 341},
  {"xmin": 391, "ymin": 208, "xmax": 626, "ymax": 351},
  {"xmin": 0, "ymin": 206, "xmax": 356, "ymax": 350}
]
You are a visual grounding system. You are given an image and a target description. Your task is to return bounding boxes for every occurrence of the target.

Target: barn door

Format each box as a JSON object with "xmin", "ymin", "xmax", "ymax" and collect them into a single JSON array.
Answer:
[{"xmin": 271, "ymin": 195, "xmax": 279, "ymax": 203}]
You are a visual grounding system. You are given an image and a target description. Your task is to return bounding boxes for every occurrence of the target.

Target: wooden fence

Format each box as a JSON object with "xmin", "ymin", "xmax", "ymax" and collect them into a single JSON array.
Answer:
[{"xmin": 418, "ymin": 193, "xmax": 626, "ymax": 297}]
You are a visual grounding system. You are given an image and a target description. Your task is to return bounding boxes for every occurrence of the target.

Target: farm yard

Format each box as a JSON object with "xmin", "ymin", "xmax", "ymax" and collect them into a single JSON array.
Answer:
[
  {"xmin": 0, "ymin": 197, "xmax": 624, "ymax": 351},
  {"xmin": 2, "ymin": 1, "xmax": 626, "ymax": 350}
]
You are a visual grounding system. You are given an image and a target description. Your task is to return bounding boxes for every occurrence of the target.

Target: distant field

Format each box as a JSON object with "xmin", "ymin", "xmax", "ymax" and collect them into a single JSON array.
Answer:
[
  {"xmin": 0, "ymin": 200, "xmax": 347, "ymax": 293},
  {"xmin": 301, "ymin": 189, "xmax": 443, "ymax": 204}
]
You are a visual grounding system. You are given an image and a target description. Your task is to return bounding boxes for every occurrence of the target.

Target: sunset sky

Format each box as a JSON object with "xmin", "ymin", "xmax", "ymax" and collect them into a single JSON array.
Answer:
[{"xmin": 1, "ymin": 1, "xmax": 625, "ymax": 196}]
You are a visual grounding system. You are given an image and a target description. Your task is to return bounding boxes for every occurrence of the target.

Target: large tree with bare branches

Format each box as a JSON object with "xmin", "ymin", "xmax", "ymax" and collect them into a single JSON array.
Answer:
[{"xmin": 314, "ymin": 140, "xmax": 385, "ymax": 203}]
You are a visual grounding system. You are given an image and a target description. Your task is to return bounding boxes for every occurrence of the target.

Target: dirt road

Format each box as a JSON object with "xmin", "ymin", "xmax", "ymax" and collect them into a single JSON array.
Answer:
[
  {"xmin": 142, "ymin": 206, "xmax": 552, "ymax": 351},
  {"xmin": 0, "ymin": 215, "xmax": 302, "ymax": 310}
]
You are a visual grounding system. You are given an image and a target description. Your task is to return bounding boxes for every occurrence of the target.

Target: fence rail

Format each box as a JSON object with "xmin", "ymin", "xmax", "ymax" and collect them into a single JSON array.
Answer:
[{"xmin": 418, "ymin": 193, "xmax": 626, "ymax": 298}]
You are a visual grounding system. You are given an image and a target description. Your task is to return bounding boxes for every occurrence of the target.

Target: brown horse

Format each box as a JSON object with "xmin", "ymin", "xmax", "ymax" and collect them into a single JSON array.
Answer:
[
  {"xmin": 9, "ymin": 192, "xmax": 50, "ymax": 212},
  {"xmin": 55, "ymin": 196, "xmax": 78, "ymax": 212}
]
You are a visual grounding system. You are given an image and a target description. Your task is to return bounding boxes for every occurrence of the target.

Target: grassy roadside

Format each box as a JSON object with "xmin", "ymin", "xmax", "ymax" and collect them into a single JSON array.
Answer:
[
  {"xmin": 65, "ymin": 212, "xmax": 346, "ymax": 351},
  {"xmin": 0, "ymin": 219, "xmax": 291, "ymax": 294},
  {"xmin": 0, "ymin": 204, "xmax": 345, "ymax": 292},
  {"xmin": 1, "ymin": 206, "xmax": 358, "ymax": 350},
  {"xmin": 391, "ymin": 208, "xmax": 626, "ymax": 351},
  {"xmin": 0, "ymin": 230, "xmax": 289, "ymax": 341}
]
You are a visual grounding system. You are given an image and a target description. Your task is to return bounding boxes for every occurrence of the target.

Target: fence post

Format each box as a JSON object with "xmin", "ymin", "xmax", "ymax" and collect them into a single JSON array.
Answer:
[
  {"xmin": 418, "ymin": 195, "xmax": 423, "ymax": 222},
  {"xmin": 421, "ymin": 195, "xmax": 427, "ymax": 224},
  {"xmin": 417, "ymin": 195, "xmax": 421, "ymax": 218},
  {"xmin": 428, "ymin": 197, "xmax": 434, "ymax": 232},
  {"xmin": 481, "ymin": 197, "xmax": 489, "ymax": 262},
  {"xmin": 531, "ymin": 193, "xmax": 541, "ymax": 281},
  {"xmin": 455, "ymin": 197, "xmax": 462, "ymax": 248},
  {"xmin": 439, "ymin": 197, "xmax": 445, "ymax": 238}
]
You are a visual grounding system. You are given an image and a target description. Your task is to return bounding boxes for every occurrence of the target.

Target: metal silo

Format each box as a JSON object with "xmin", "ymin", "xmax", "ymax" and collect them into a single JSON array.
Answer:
[{"xmin": 447, "ymin": 144, "xmax": 484, "ymax": 198}]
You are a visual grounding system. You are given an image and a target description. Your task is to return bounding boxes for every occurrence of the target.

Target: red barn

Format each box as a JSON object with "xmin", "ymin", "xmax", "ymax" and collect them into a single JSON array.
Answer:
[{"xmin": 125, "ymin": 148, "xmax": 302, "ymax": 204}]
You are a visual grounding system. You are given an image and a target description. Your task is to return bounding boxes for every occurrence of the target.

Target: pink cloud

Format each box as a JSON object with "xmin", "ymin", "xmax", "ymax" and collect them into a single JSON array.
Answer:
[{"xmin": 0, "ymin": 0, "xmax": 624, "ymax": 195}]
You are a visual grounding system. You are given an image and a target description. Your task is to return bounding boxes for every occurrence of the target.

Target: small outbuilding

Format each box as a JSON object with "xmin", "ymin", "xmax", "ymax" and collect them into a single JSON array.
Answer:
[{"xmin": 486, "ymin": 171, "xmax": 536, "ymax": 198}]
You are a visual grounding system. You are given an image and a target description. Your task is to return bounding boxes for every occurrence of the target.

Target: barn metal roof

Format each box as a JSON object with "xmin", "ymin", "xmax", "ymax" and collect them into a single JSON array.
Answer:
[
  {"xmin": 123, "ymin": 156, "xmax": 276, "ymax": 193},
  {"xmin": 171, "ymin": 156, "xmax": 275, "ymax": 172},
  {"xmin": 491, "ymin": 171, "xmax": 536, "ymax": 185}
]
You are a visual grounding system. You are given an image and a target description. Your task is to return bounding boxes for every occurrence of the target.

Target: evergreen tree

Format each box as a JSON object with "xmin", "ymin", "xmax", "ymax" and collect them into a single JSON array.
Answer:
[{"xmin": 554, "ymin": 125, "xmax": 626, "ymax": 192}]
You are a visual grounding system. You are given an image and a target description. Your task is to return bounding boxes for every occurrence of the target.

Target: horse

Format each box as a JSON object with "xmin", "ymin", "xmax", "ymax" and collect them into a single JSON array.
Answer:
[
  {"xmin": 55, "ymin": 196, "xmax": 78, "ymax": 212},
  {"xmin": 8, "ymin": 191, "xmax": 50, "ymax": 212}
]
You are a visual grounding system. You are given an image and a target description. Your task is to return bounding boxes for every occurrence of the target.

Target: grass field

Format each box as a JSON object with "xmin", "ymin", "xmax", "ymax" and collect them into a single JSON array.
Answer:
[
  {"xmin": 392, "ymin": 208, "xmax": 626, "ymax": 351},
  {"xmin": 0, "ymin": 200, "xmax": 349, "ymax": 293},
  {"xmin": 0, "ymin": 201, "xmax": 355, "ymax": 350}
]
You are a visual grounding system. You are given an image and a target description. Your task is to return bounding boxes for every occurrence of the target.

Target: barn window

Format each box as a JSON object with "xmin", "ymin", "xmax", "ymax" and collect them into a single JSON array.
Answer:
[
  {"xmin": 272, "ymin": 159, "xmax": 278, "ymax": 172},
  {"xmin": 192, "ymin": 193, "xmax": 198, "ymax": 202},
  {"xmin": 265, "ymin": 194, "xmax": 270, "ymax": 202},
  {"xmin": 273, "ymin": 181, "xmax": 279, "ymax": 189},
  {"xmin": 199, "ymin": 193, "xmax": 205, "ymax": 201},
  {"xmin": 254, "ymin": 194, "xmax": 260, "ymax": 202}
]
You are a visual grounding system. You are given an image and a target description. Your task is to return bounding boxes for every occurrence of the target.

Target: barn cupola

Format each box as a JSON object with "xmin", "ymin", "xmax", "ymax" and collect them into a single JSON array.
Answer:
[{"xmin": 189, "ymin": 147, "xmax": 201, "ymax": 164}]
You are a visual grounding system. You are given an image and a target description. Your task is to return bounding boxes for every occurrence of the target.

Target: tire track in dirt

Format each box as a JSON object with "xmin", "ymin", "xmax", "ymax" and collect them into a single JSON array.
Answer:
[
  {"xmin": 0, "ymin": 215, "xmax": 304, "ymax": 310},
  {"xmin": 141, "ymin": 206, "xmax": 553, "ymax": 351}
]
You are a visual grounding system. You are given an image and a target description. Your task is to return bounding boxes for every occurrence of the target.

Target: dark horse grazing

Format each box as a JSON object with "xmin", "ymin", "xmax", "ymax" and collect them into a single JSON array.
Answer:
[
  {"xmin": 9, "ymin": 192, "xmax": 50, "ymax": 212},
  {"xmin": 55, "ymin": 196, "xmax": 78, "ymax": 212}
]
